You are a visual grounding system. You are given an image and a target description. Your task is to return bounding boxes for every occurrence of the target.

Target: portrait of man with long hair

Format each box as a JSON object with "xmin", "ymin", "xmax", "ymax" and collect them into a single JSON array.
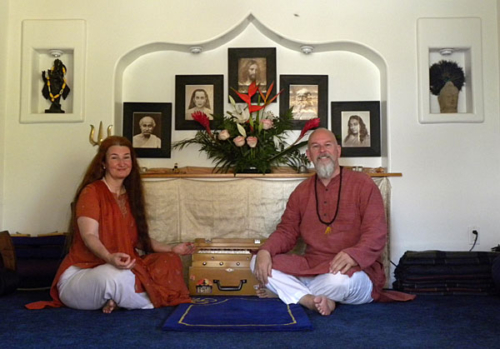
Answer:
[
  {"xmin": 341, "ymin": 112, "xmax": 371, "ymax": 148},
  {"xmin": 238, "ymin": 57, "xmax": 267, "ymax": 93}
]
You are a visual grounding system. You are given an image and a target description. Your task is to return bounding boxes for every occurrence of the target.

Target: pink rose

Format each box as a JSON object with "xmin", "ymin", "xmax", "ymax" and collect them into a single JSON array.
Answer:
[
  {"xmin": 233, "ymin": 136, "xmax": 245, "ymax": 147},
  {"xmin": 218, "ymin": 129, "xmax": 230, "ymax": 141},
  {"xmin": 246, "ymin": 136, "xmax": 258, "ymax": 148},
  {"xmin": 261, "ymin": 119, "xmax": 274, "ymax": 130}
]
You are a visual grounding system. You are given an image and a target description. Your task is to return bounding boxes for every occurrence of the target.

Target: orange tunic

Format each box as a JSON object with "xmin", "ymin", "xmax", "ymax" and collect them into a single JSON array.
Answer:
[{"xmin": 26, "ymin": 181, "xmax": 190, "ymax": 309}]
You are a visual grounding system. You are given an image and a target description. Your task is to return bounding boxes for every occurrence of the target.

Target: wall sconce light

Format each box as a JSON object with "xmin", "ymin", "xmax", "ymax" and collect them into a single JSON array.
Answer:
[
  {"xmin": 439, "ymin": 48, "xmax": 454, "ymax": 56},
  {"xmin": 49, "ymin": 49, "xmax": 64, "ymax": 58},
  {"xmin": 189, "ymin": 46, "xmax": 203, "ymax": 54},
  {"xmin": 300, "ymin": 45, "xmax": 314, "ymax": 54}
]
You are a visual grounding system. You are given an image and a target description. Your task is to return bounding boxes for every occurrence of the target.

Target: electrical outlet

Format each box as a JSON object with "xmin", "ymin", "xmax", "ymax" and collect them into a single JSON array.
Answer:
[{"xmin": 468, "ymin": 226, "xmax": 480, "ymax": 245}]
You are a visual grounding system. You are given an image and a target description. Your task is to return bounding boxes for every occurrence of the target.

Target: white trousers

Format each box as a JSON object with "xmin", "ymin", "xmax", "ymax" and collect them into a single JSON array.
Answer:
[
  {"xmin": 250, "ymin": 255, "xmax": 373, "ymax": 305},
  {"xmin": 57, "ymin": 264, "xmax": 154, "ymax": 310}
]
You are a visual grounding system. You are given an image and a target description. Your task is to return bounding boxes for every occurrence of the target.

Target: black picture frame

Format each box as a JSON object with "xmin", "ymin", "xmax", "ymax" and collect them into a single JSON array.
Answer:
[
  {"xmin": 331, "ymin": 101, "xmax": 381, "ymax": 157},
  {"xmin": 228, "ymin": 47, "xmax": 277, "ymax": 103},
  {"xmin": 123, "ymin": 102, "xmax": 172, "ymax": 158},
  {"xmin": 175, "ymin": 75, "xmax": 223, "ymax": 130},
  {"xmin": 279, "ymin": 75, "xmax": 328, "ymax": 130}
]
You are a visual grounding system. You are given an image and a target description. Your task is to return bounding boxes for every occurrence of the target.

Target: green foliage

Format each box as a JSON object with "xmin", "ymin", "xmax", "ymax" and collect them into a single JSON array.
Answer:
[
  {"xmin": 286, "ymin": 149, "xmax": 311, "ymax": 172},
  {"xmin": 173, "ymin": 108, "xmax": 308, "ymax": 174}
]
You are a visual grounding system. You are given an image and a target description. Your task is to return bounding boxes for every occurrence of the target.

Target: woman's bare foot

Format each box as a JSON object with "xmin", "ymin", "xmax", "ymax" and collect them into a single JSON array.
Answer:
[
  {"xmin": 313, "ymin": 295, "xmax": 336, "ymax": 316},
  {"xmin": 254, "ymin": 285, "xmax": 278, "ymax": 298},
  {"xmin": 299, "ymin": 294, "xmax": 336, "ymax": 316},
  {"xmin": 102, "ymin": 299, "xmax": 118, "ymax": 314}
]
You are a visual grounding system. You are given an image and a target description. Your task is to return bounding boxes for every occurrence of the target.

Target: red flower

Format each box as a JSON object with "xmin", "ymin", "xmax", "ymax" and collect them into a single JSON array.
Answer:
[
  {"xmin": 234, "ymin": 81, "xmax": 266, "ymax": 114},
  {"xmin": 191, "ymin": 111, "xmax": 212, "ymax": 136},
  {"xmin": 297, "ymin": 118, "xmax": 320, "ymax": 142},
  {"xmin": 248, "ymin": 104, "xmax": 265, "ymax": 114},
  {"xmin": 234, "ymin": 82, "xmax": 256, "ymax": 104},
  {"xmin": 258, "ymin": 81, "xmax": 282, "ymax": 105}
]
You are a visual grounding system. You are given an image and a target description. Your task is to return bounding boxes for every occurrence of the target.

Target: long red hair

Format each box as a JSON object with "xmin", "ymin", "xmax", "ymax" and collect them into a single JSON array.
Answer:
[{"xmin": 66, "ymin": 136, "xmax": 152, "ymax": 253}]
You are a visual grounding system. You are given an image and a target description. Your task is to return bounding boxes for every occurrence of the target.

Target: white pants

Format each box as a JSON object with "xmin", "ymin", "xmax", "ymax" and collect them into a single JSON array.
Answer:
[
  {"xmin": 57, "ymin": 264, "xmax": 154, "ymax": 310},
  {"xmin": 250, "ymin": 255, "xmax": 373, "ymax": 305}
]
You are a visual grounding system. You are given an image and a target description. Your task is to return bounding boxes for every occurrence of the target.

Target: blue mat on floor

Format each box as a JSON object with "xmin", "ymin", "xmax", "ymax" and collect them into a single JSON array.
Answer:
[{"xmin": 162, "ymin": 297, "xmax": 313, "ymax": 332}]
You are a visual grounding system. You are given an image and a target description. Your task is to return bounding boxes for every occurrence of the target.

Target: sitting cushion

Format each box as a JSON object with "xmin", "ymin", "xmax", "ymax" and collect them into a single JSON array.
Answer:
[
  {"xmin": 0, "ymin": 269, "xmax": 19, "ymax": 296},
  {"xmin": 493, "ymin": 256, "xmax": 500, "ymax": 292},
  {"xmin": 12, "ymin": 234, "xmax": 67, "ymax": 289}
]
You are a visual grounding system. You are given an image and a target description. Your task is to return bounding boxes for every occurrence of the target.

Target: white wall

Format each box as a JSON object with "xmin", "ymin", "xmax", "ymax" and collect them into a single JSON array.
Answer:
[
  {"xmin": 0, "ymin": 1, "xmax": 9, "ymax": 230},
  {"xmin": 2, "ymin": 1, "xmax": 500, "ymax": 268}
]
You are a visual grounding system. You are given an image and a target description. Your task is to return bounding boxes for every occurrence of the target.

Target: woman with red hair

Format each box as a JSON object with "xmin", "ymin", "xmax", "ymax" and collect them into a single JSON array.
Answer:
[{"xmin": 27, "ymin": 136, "xmax": 193, "ymax": 312}]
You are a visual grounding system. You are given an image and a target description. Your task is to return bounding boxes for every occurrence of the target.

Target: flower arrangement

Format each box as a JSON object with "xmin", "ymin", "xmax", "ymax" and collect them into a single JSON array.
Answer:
[{"xmin": 173, "ymin": 82, "xmax": 320, "ymax": 174}]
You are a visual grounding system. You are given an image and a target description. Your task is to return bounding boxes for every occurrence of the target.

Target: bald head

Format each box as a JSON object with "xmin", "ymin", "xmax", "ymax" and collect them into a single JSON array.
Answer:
[
  {"xmin": 139, "ymin": 116, "xmax": 156, "ymax": 137},
  {"xmin": 139, "ymin": 116, "xmax": 156, "ymax": 127},
  {"xmin": 307, "ymin": 128, "xmax": 338, "ymax": 148}
]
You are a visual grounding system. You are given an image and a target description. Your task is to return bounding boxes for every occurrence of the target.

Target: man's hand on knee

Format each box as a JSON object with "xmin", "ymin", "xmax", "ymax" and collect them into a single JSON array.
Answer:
[
  {"xmin": 254, "ymin": 250, "xmax": 272, "ymax": 285},
  {"xmin": 329, "ymin": 251, "xmax": 358, "ymax": 274}
]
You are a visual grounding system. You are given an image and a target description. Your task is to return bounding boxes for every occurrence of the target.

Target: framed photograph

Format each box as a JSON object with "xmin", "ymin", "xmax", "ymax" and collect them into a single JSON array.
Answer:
[
  {"xmin": 228, "ymin": 47, "xmax": 277, "ymax": 103},
  {"xmin": 175, "ymin": 75, "xmax": 223, "ymax": 130},
  {"xmin": 123, "ymin": 102, "xmax": 172, "ymax": 158},
  {"xmin": 279, "ymin": 75, "xmax": 328, "ymax": 130},
  {"xmin": 331, "ymin": 101, "xmax": 381, "ymax": 157}
]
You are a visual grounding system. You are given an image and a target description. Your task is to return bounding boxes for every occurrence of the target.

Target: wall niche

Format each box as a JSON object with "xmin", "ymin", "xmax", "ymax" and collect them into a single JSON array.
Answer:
[
  {"xmin": 20, "ymin": 20, "xmax": 86, "ymax": 123},
  {"xmin": 417, "ymin": 17, "xmax": 484, "ymax": 124}
]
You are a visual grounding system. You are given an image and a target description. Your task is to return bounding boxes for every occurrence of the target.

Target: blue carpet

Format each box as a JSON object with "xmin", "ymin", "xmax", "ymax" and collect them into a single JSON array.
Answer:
[
  {"xmin": 3, "ymin": 290, "xmax": 500, "ymax": 348},
  {"xmin": 162, "ymin": 297, "xmax": 313, "ymax": 332}
]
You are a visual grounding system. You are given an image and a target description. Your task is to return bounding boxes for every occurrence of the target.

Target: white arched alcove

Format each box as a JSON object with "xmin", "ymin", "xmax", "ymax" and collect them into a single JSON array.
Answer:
[{"xmin": 113, "ymin": 14, "xmax": 388, "ymax": 170}]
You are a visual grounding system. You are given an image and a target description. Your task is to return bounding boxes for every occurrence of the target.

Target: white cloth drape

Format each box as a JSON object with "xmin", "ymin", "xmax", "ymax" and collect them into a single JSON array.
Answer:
[{"xmin": 143, "ymin": 177, "xmax": 391, "ymax": 286}]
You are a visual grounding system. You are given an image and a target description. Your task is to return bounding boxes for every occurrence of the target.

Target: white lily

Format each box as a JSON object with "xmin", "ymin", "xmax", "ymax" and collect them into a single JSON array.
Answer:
[
  {"xmin": 237, "ymin": 123, "xmax": 247, "ymax": 138},
  {"xmin": 228, "ymin": 96, "xmax": 250, "ymax": 123}
]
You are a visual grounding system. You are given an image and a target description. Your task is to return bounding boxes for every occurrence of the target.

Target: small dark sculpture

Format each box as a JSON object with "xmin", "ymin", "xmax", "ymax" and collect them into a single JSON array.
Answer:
[
  {"xmin": 429, "ymin": 60, "xmax": 465, "ymax": 95},
  {"xmin": 429, "ymin": 60, "xmax": 465, "ymax": 113},
  {"xmin": 41, "ymin": 59, "xmax": 71, "ymax": 113}
]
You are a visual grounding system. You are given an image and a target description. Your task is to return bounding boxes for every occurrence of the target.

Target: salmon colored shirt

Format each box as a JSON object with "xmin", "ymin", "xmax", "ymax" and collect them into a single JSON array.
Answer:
[
  {"xmin": 26, "ymin": 180, "xmax": 190, "ymax": 309},
  {"xmin": 261, "ymin": 169, "xmax": 415, "ymax": 302}
]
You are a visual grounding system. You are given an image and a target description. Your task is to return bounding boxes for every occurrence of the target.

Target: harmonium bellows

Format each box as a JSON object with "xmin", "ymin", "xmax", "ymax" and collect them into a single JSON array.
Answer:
[{"xmin": 188, "ymin": 238, "xmax": 266, "ymax": 296}]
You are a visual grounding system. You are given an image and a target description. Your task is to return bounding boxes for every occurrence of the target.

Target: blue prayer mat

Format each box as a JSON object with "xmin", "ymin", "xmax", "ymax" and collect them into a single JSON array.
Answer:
[{"xmin": 162, "ymin": 297, "xmax": 313, "ymax": 332}]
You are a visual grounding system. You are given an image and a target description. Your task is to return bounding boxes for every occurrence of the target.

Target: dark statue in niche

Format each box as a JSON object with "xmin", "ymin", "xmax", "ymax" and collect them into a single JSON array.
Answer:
[
  {"xmin": 41, "ymin": 59, "xmax": 71, "ymax": 113},
  {"xmin": 429, "ymin": 60, "xmax": 465, "ymax": 114}
]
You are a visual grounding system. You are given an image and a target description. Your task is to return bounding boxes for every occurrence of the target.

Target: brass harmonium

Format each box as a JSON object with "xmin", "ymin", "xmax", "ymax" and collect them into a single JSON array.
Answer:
[{"xmin": 188, "ymin": 238, "xmax": 265, "ymax": 296}]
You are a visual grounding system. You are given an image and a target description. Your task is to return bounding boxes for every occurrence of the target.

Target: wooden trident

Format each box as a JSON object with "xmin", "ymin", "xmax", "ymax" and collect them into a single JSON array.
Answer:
[{"xmin": 89, "ymin": 122, "xmax": 113, "ymax": 146}]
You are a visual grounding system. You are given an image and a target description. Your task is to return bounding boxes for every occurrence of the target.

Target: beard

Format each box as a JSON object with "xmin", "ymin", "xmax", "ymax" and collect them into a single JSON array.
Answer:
[{"xmin": 314, "ymin": 154, "xmax": 335, "ymax": 179}]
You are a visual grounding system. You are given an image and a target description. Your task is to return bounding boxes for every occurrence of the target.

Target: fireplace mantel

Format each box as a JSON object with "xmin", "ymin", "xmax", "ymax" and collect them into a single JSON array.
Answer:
[{"xmin": 141, "ymin": 166, "xmax": 402, "ymax": 179}]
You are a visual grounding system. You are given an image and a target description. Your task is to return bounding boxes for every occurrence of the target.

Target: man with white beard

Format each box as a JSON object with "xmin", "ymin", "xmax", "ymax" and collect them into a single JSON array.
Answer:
[{"xmin": 252, "ymin": 128, "xmax": 415, "ymax": 316}]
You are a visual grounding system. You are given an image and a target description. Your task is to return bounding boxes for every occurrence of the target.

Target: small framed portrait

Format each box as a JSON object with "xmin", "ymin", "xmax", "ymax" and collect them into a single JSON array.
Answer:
[
  {"xmin": 279, "ymin": 75, "xmax": 328, "ymax": 130},
  {"xmin": 331, "ymin": 101, "xmax": 381, "ymax": 157},
  {"xmin": 123, "ymin": 102, "xmax": 172, "ymax": 158},
  {"xmin": 175, "ymin": 75, "xmax": 223, "ymax": 130},
  {"xmin": 228, "ymin": 47, "xmax": 277, "ymax": 103}
]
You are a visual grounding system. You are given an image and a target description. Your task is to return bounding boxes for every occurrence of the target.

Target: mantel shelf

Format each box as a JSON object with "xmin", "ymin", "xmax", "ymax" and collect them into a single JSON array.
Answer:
[{"xmin": 140, "ymin": 166, "xmax": 402, "ymax": 179}]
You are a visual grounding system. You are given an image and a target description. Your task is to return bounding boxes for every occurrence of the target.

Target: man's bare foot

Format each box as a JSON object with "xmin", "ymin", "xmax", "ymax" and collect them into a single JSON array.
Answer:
[
  {"xmin": 254, "ymin": 285, "xmax": 278, "ymax": 298},
  {"xmin": 102, "ymin": 299, "xmax": 118, "ymax": 314},
  {"xmin": 313, "ymin": 295, "xmax": 336, "ymax": 316},
  {"xmin": 299, "ymin": 294, "xmax": 336, "ymax": 316}
]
